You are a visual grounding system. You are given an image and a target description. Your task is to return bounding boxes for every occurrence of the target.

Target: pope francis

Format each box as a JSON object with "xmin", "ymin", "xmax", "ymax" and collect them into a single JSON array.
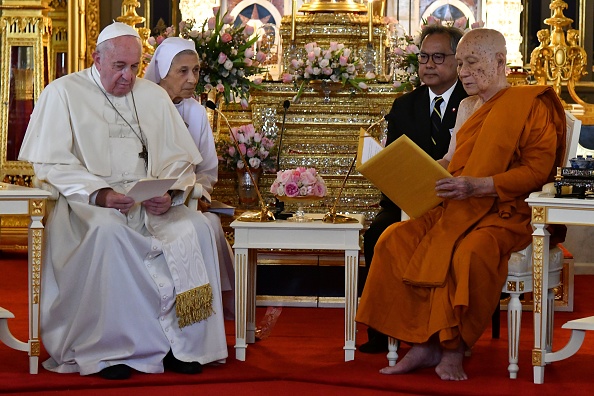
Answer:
[{"xmin": 18, "ymin": 22, "xmax": 227, "ymax": 379}]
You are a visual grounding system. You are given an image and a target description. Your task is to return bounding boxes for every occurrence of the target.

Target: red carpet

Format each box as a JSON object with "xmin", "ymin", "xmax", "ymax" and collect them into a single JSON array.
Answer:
[{"xmin": 1, "ymin": 251, "xmax": 594, "ymax": 395}]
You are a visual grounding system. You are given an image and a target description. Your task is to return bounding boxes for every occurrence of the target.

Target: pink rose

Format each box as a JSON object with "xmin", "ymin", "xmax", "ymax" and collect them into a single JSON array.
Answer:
[
  {"xmin": 244, "ymin": 58, "xmax": 253, "ymax": 67},
  {"xmin": 217, "ymin": 52, "xmax": 227, "ymax": 64},
  {"xmin": 339, "ymin": 56, "xmax": 348, "ymax": 66},
  {"xmin": 270, "ymin": 181, "xmax": 279, "ymax": 194},
  {"xmin": 244, "ymin": 48, "xmax": 254, "ymax": 58},
  {"xmin": 279, "ymin": 170, "xmax": 293, "ymax": 184},
  {"xmin": 284, "ymin": 181, "xmax": 300, "ymax": 197},
  {"xmin": 256, "ymin": 51, "xmax": 267, "ymax": 63},
  {"xmin": 244, "ymin": 25, "xmax": 255, "ymax": 36},
  {"xmin": 228, "ymin": 146, "xmax": 236, "ymax": 157},
  {"xmin": 246, "ymin": 147, "xmax": 256, "ymax": 158},
  {"xmin": 208, "ymin": 17, "xmax": 216, "ymax": 30},
  {"xmin": 221, "ymin": 32, "xmax": 232, "ymax": 43},
  {"xmin": 216, "ymin": 83, "xmax": 225, "ymax": 93},
  {"xmin": 238, "ymin": 143, "xmax": 247, "ymax": 155},
  {"xmin": 300, "ymin": 170, "xmax": 317, "ymax": 186},
  {"xmin": 253, "ymin": 77, "xmax": 263, "ymax": 85},
  {"xmin": 312, "ymin": 183, "xmax": 326, "ymax": 197}
]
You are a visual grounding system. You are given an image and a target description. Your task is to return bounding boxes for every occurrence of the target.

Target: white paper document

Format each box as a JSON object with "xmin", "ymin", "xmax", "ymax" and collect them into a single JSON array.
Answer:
[
  {"xmin": 126, "ymin": 178, "xmax": 177, "ymax": 203},
  {"xmin": 207, "ymin": 200, "xmax": 235, "ymax": 216}
]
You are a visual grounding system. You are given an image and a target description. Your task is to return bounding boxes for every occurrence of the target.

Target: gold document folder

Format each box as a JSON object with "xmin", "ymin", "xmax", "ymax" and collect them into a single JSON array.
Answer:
[{"xmin": 356, "ymin": 128, "xmax": 452, "ymax": 218}]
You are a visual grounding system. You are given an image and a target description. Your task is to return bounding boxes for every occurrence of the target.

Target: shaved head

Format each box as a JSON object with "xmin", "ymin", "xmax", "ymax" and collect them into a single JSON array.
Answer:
[{"xmin": 455, "ymin": 28, "xmax": 509, "ymax": 102}]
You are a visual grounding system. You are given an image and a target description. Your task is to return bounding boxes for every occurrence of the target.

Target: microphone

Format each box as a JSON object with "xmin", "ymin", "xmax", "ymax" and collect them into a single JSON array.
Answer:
[
  {"xmin": 206, "ymin": 100, "xmax": 275, "ymax": 222},
  {"xmin": 323, "ymin": 114, "xmax": 387, "ymax": 224},
  {"xmin": 274, "ymin": 100, "xmax": 291, "ymax": 218}
]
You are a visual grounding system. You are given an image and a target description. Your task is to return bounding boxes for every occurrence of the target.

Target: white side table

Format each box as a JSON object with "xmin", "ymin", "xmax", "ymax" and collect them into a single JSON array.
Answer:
[
  {"xmin": 231, "ymin": 213, "xmax": 364, "ymax": 362},
  {"xmin": 0, "ymin": 183, "xmax": 50, "ymax": 374},
  {"xmin": 526, "ymin": 192, "xmax": 594, "ymax": 384}
]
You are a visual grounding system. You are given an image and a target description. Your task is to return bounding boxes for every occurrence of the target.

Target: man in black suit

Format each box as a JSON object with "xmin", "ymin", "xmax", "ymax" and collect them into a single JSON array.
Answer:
[{"xmin": 360, "ymin": 24, "xmax": 468, "ymax": 353}]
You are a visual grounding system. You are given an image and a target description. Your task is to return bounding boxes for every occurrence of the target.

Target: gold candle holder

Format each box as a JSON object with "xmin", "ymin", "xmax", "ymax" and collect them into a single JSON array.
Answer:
[
  {"xmin": 367, "ymin": 0, "xmax": 373, "ymax": 43},
  {"xmin": 291, "ymin": 0, "xmax": 297, "ymax": 42}
]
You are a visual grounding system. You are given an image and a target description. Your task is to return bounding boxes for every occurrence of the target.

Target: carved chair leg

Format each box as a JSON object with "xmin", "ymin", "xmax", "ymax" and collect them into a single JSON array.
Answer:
[
  {"xmin": 507, "ymin": 292, "xmax": 522, "ymax": 379},
  {"xmin": 387, "ymin": 336, "xmax": 399, "ymax": 367}
]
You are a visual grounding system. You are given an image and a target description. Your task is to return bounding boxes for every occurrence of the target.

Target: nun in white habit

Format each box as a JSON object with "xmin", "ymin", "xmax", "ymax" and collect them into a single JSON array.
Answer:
[
  {"xmin": 145, "ymin": 37, "xmax": 235, "ymax": 319},
  {"xmin": 19, "ymin": 23, "xmax": 228, "ymax": 379}
]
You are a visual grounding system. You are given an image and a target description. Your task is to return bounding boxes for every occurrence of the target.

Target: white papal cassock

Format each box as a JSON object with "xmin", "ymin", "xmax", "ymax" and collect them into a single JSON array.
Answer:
[{"xmin": 18, "ymin": 66, "xmax": 228, "ymax": 375}]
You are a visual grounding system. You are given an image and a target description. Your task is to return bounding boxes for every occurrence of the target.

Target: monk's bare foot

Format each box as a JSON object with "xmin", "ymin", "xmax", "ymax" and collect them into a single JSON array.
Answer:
[
  {"xmin": 380, "ymin": 342, "xmax": 441, "ymax": 375},
  {"xmin": 435, "ymin": 343, "xmax": 467, "ymax": 381}
]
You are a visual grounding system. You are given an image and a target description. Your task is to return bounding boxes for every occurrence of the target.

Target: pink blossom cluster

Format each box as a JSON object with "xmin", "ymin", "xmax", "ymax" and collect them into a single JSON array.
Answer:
[
  {"xmin": 282, "ymin": 42, "xmax": 375, "ymax": 101},
  {"xmin": 180, "ymin": 7, "xmax": 266, "ymax": 107},
  {"xmin": 218, "ymin": 123, "xmax": 275, "ymax": 171},
  {"xmin": 270, "ymin": 167, "xmax": 327, "ymax": 198}
]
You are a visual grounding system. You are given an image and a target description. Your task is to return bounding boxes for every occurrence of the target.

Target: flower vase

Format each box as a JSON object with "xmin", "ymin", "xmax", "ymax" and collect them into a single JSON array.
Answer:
[
  {"xmin": 309, "ymin": 80, "xmax": 343, "ymax": 103},
  {"xmin": 237, "ymin": 167, "xmax": 262, "ymax": 208}
]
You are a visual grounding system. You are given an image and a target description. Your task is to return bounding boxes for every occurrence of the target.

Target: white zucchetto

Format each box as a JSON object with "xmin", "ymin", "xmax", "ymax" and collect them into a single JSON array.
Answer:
[
  {"xmin": 96, "ymin": 21, "xmax": 140, "ymax": 46},
  {"xmin": 144, "ymin": 37, "xmax": 197, "ymax": 84}
]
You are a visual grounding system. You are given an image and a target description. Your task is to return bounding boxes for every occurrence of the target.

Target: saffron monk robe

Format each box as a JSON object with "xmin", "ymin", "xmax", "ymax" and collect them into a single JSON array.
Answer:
[{"xmin": 356, "ymin": 28, "xmax": 566, "ymax": 381}]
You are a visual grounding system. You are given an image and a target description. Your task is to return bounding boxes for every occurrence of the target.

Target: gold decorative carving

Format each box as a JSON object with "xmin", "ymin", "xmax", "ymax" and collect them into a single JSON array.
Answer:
[
  {"xmin": 530, "ymin": 0, "xmax": 594, "ymax": 117},
  {"xmin": 300, "ymin": 0, "xmax": 366, "ymax": 13},
  {"xmin": 117, "ymin": 0, "xmax": 145, "ymax": 27},
  {"xmin": 532, "ymin": 349, "xmax": 542, "ymax": 366},
  {"xmin": 532, "ymin": 206, "xmax": 545, "ymax": 224},
  {"xmin": 507, "ymin": 281, "xmax": 516, "ymax": 292},
  {"xmin": 519, "ymin": 281, "xmax": 525, "ymax": 292},
  {"xmin": 30, "ymin": 340, "xmax": 40, "ymax": 356},
  {"xmin": 532, "ymin": 236, "xmax": 545, "ymax": 314},
  {"xmin": 31, "ymin": 228, "xmax": 42, "ymax": 304},
  {"xmin": 86, "ymin": 0, "xmax": 100, "ymax": 68},
  {"xmin": 29, "ymin": 199, "xmax": 45, "ymax": 216}
]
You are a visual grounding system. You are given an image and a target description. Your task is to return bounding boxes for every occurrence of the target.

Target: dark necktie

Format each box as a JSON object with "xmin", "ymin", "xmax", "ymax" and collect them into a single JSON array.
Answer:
[{"xmin": 431, "ymin": 96, "xmax": 444, "ymax": 146}]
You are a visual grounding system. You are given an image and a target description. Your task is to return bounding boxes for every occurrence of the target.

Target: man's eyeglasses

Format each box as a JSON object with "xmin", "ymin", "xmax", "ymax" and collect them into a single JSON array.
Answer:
[{"xmin": 417, "ymin": 53, "xmax": 455, "ymax": 65}]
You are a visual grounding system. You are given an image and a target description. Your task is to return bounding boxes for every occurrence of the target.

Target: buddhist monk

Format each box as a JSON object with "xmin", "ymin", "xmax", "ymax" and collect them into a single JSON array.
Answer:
[{"xmin": 356, "ymin": 28, "xmax": 566, "ymax": 381}]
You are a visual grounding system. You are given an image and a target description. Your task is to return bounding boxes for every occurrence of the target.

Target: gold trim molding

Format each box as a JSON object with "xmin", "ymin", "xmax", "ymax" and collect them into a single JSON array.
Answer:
[{"xmin": 532, "ymin": 235, "xmax": 545, "ymax": 314}]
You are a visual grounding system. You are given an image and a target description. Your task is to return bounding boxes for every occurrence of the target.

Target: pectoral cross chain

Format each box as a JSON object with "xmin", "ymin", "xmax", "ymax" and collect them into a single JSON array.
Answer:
[{"xmin": 139, "ymin": 145, "xmax": 148, "ymax": 164}]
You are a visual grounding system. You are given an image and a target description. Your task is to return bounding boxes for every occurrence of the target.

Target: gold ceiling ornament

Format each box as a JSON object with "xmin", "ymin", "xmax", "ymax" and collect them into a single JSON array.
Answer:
[
  {"xmin": 529, "ymin": 0, "xmax": 591, "ymax": 116},
  {"xmin": 300, "ymin": 0, "xmax": 367, "ymax": 13}
]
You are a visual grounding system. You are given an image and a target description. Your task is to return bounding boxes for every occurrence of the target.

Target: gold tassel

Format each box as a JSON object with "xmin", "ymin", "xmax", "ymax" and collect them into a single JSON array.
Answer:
[{"xmin": 175, "ymin": 283, "xmax": 214, "ymax": 328}]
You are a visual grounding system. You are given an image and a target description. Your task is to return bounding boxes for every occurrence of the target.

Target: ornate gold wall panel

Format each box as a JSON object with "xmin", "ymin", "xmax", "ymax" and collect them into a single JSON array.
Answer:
[
  {"xmin": 279, "ymin": 13, "xmax": 387, "ymax": 78},
  {"xmin": 0, "ymin": 1, "xmax": 52, "ymax": 184},
  {"xmin": 211, "ymin": 83, "xmax": 401, "ymax": 226}
]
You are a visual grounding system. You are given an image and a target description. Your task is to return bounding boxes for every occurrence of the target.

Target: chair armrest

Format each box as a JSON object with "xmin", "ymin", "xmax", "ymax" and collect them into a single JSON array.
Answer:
[
  {"xmin": 32, "ymin": 176, "xmax": 59, "ymax": 201},
  {"xmin": 186, "ymin": 183, "xmax": 204, "ymax": 211}
]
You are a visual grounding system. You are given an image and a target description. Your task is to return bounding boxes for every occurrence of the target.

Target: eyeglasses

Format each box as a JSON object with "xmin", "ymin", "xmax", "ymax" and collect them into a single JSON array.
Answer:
[{"xmin": 417, "ymin": 53, "xmax": 455, "ymax": 65}]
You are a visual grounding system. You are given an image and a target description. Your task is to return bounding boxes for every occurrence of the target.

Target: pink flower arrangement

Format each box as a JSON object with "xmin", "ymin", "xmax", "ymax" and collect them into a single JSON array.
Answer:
[
  {"xmin": 180, "ymin": 7, "xmax": 266, "ymax": 107},
  {"xmin": 270, "ymin": 167, "xmax": 327, "ymax": 198},
  {"xmin": 282, "ymin": 42, "xmax": 375, "ymax": 101},
  {"xmin": 217, "ymin": 123, "xmax": 275, "ymax": 171}
]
